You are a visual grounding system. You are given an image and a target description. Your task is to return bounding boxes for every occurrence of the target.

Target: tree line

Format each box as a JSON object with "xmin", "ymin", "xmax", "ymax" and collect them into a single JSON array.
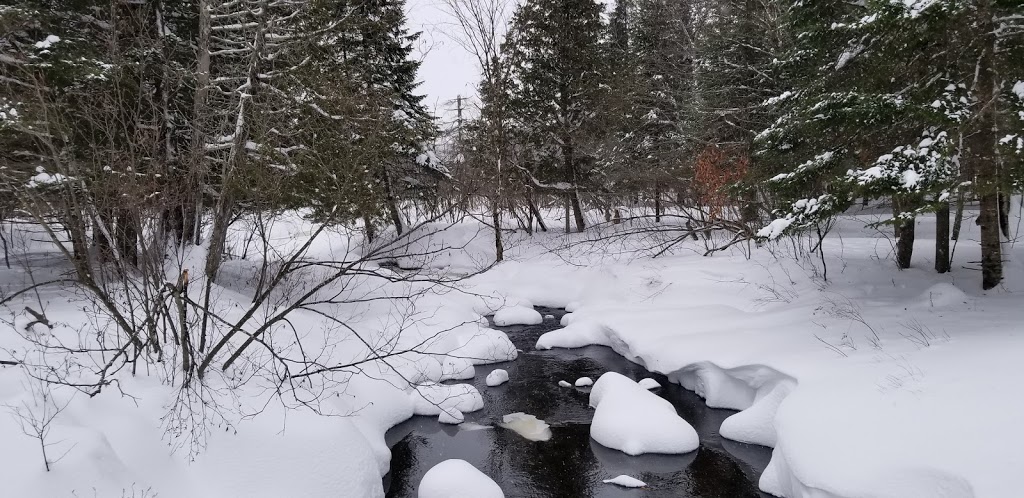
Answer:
[{"xmin": 446, "ymin": 0, "xmax": 1023, "ymax": 289}]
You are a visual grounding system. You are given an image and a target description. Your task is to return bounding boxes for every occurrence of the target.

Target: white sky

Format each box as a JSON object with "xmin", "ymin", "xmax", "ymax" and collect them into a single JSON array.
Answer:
[
  {"xmin": 406, "ymin": 0, "xmax": 612, "ymax": 123},
  {"xmin": 406, "ymin": 0, "xmax": 482, "ymax": 123}
]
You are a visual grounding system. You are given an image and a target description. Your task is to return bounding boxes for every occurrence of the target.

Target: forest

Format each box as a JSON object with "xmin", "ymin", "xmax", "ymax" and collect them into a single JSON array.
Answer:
[{"xmin": 1, "ymin": 1, "xmax": 1023, "ymax": 497}]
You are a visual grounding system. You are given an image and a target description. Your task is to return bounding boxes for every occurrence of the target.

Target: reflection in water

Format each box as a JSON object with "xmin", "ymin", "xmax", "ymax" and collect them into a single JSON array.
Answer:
[{"xmin": 384, "ymin": 308, "xmax": 773, "ymax": 498}]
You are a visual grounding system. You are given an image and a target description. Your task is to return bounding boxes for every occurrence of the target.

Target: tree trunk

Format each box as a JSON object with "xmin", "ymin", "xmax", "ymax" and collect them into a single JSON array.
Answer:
[
  {"xmin": 951, "ymin": 190, "xmax": 965, "ymax": 240},
  {"xmin": 564, "ymin": 196, "xmax": 571, "ymax": 234},
  {"xmin": 971, "ymin": 2, "xmax": 1002, "ymax": 290},
  {"xmin": 116, "ymin": 210, "xmax": 138, "ymax": 268},
  {"xmin": 527, "ymin": 194, "xmax": 547, "ymax": 232},
  {"xmin": 935, "ymin": 201, "xmax": 950, "ymax": 274},
  {"xmin": 654, "ymin": 183, "xmax": 662, "ymax": 222},
  {"xmin": 999, "ymin": 191, "xmax": 1010, "ymax": 238},
  {"xmin": 492, "ymin": 198, "xmax": 503, "ymax": 262},
  {"xmin": 894, "ymin": 196, "xmax": 915, "ymax": 270}
]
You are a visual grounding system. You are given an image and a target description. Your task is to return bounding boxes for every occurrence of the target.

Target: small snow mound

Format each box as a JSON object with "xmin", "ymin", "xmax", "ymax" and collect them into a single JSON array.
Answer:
[
  {"xmin": 914, "ymin": 282, "xmax": 968, "ymax": 308},
  {"xmin": 575, "ymin": 377, "xmax": 594, "ymax": 387},
  {"xmin": 602, "ymin": 475, "xmax": 646, "ymax": 488},
  {"xmin": 498, "ymin": 413, "xmax": 552, "ymax": 441},
  {"xmin": 418, "ymin": 459, "xmax": 504, "ymax": 498},
  {"xmin": 439, "ymin": 409, "xmax": 465, "ymax": 425},
  {"xmin": 565, "ymin": 301, "xmax": 582, "ymax": 312},
  {"xmin": 637, "ymin": 378, "xmax": 661, "ymax": 390},
  {"xmin": 558, "ymin": 380, "xmax": 572, "ymax": 388},
  {"xmin": 486, "ymin": 369, "xmax": 509, "ymax": 387},
  {"xmin": 544, "ymin": 314, "xmax": 555, "ymax": 320},
  {"xmin": 589, "ymin": 372, "xmax": 699, "ymax": 455},
  {"xmin": 493, "ymin": 306, "xmax": 543, "ymax": 326}
]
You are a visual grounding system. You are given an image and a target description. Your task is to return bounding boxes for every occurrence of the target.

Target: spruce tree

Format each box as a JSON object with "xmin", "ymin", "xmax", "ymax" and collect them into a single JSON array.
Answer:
[
  {"xmin": 758, "ymin": 0, "xmax": 1024, "ymax": 287},
  {"xmin": 505, "ymin": 0, "xmax": 609, "ymax": 232}
]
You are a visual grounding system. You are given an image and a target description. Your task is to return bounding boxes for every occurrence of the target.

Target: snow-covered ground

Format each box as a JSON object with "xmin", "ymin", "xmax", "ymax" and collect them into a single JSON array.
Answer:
[{"xmin": 2, "ymin": 205, "xmax": 1022, "ymax": 497}]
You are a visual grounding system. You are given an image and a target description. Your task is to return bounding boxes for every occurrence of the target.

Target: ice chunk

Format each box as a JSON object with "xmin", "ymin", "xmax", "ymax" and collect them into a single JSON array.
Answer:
[
  {"xmin": 575, "ymin": 377, "xmax": 594, "ymax": 387},
  {"xmin": 602, "ymin": 475, "xmax": 646, "ymax": 488},
  {"xmin": 486, "ymin": 369, "xmax": 509, "ymax": 387},
  {"xmin": 558, "ymin": 380, "xmax": 572, "ymax": 388},
  {"xmin": 439, "ymin": 409, "xmax": 464, "ymax": 425},
  {"xmin": 418, "ymin": 459, "xmax": 504, "ymax": 498},
  {"xmin": 638, "ymin": 378, "xmax": 661, "ymax": 390},
  {"xmin": 589, "ymin": 372, "xmax": 699, "ymax": 455},
  {"xmin": 498, "ymin": 412, "xmax": 552, "ymax": 442}
]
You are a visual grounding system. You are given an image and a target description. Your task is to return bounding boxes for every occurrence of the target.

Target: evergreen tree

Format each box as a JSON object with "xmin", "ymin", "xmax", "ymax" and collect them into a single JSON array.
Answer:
[
  {"xmin": 757, "ymin": 0, "xmax": 1024, "ymax": 288},
  {"xmin": 505, "ymin": 0, "xmax": 609, "ymax": 232}
]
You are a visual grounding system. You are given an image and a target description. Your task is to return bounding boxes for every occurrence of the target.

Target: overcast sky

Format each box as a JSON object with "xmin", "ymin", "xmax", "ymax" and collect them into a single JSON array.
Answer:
[{"xmin": 406, "ymin": 0, "xmax": 482, "ymax": 123}]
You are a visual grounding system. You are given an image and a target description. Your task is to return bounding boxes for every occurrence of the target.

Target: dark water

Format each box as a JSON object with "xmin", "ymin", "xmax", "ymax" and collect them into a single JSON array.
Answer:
[{"xmin": 384, "ymin": 307, "xmax": 772, "ymax": 497}]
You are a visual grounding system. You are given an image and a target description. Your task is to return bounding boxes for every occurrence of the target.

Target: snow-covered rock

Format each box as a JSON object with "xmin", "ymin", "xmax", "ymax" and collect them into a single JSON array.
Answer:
[
  {"xmin": 493, "ymin": 306, "xmax": 543, "ymax": 326},
  {"xmin": 497, "ymin": 412, "xmax": 552, "ymax": 442},
  {"xmin": 589, "ymin": 372, "xmax": 699, "ymax": 455},
  {"xmin": 449, "ymin": 324, "xmax": 518, "ymax": 364},
  {"xmin": 574, "ymin": 377, "xmax": 594, "ymax": 387},
  {"xmin": 485, "ymin": 369, "xmax": 509, "ymax": 387},
  {"xmin": 637, "ymin": 378, "xmax": 661, "ymax": 390},
  {"xmin": 602, "ymin": 475, "xmax": 647, "ymax": 488},
  {"xmin": 438, "ymin": 409, "xmax": 465, "ymax": 425},
  {"xmin": 418, "ymin": 459, "xmax": 504, "ymax": 498},
  {"xmin": 411, "ymin": 383, "xmax": 484, "ymax": 417}
]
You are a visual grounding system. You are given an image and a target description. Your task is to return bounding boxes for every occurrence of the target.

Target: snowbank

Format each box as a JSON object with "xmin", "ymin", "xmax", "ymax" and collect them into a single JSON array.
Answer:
[
  {"xmin": 418, "ymin": 459, "xmax": 504, "ymax": 498},
  {"xmin": 588, "ymin": 372, "xmax": 699, "ymax": 455}
]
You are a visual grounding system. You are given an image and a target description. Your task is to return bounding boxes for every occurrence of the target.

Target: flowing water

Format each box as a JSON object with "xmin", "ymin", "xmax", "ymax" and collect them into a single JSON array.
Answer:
[{"xmin": 384, "ymin": 307, "xmax": 772, "ymax": 497}]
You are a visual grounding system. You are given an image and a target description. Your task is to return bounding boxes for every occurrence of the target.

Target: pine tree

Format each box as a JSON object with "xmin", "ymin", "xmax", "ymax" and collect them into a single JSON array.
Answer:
[
  {"xmin": 321, "ymin": 0, "xmax": 440, "ymax": 236},
  {"xmin": 757, "ymin": 0, "xmax": 1024, "ymax": 287},
  {"xmin": 505, "ymin": 0, "xmax": 610, "ymax": 232}
]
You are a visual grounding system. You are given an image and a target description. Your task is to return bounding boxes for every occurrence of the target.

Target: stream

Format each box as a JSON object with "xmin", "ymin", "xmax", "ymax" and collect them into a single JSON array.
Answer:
[{"xmin": 383, "ymin": 307, "xmax": 773, "ymax": 497}]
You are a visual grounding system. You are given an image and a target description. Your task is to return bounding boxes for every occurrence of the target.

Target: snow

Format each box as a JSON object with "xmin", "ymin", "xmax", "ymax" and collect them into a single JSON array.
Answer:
[
  {"xmin": 1013, "ymin": 81, "xmax": 1024, "ymax": 101},
  {"xmin": 497, "ymin": 413, "xmax": 552, "ymax": 442},
  {"xmin": 492, "ymin": 305, "xmax": 543, "ymax": 326},
  {"xmin": 557, "ymin": 380, "xmax": 572, "ymax": 388},
  {"xmin": 34, "ymin": 35, "xmax": 60, "ymax": 49},
  {"xmin": 574, "ymin": 376, "xmax": 594, "ymax": 387},
  {"xmin": 588, "ymin": 372, "xmax": 700, "ymax": 455},
  {"xmin": 485, "ymin": 369, "xmax": 509, "ymax": 387},
  {"xmin": 5, "ymin": 207, "xmax": 1024, "ymax": 497},
  {"xmin": 438, "ymin": 408, "xmax": 465, "ymax": 424},
  {"xmin": 757, "ymin": 217, "xmax": 795, "ymax": 240},
  {"xmin": 637, "ymin": 378, "xmax": 660, "ymax": 390},
  {"xmin": 418, "ymin": 459, "xmax": 504, "ymax": 498},
  {"xmin": 411, "ymin": 383, "xmax": 484, "ymax": 418},
  {"xmin": 602, "ymin": 475, "xmax": 647, "ymax": 488}
]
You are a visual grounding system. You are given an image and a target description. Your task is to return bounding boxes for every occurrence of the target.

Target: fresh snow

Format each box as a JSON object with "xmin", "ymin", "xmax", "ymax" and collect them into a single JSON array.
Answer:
[
  {"xmin": 418, "ymin": 459, "xmax": 504, "ymax": 498},
  {"xmin": 574, "ymin": 376, "xmax": 594, "ymax": 387},
  {"xmin": 637, "ymin": 378, "xmax": 661, "ymax": 390},
  {"xmin": 438, "ymin": 409, "xmax": 465, "ymax": 425},
  {"xmin": 492, "ymin": 305, "xmax": 543, "ymax": 326},
  {"xmin": 589, "ymin": 372, "xmax": 699, "ymax": 455},
  {"xmin": 4, "ymin": 206, "xmax": 1024, "ymax": 497},
  {"xmin": 602, "ymin": 475, "xmax": 647, "ymax": 488},
  {"xmin": 497, "ymin": 413, "xmax": 552, "ymax": 442},
  {"xmin": 485, "ymin": 369, "xmax": 509, "ymax": 387},
  {"xmin": 557, "ymin": 380, "xmax": 572, "ymax": 388}
]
